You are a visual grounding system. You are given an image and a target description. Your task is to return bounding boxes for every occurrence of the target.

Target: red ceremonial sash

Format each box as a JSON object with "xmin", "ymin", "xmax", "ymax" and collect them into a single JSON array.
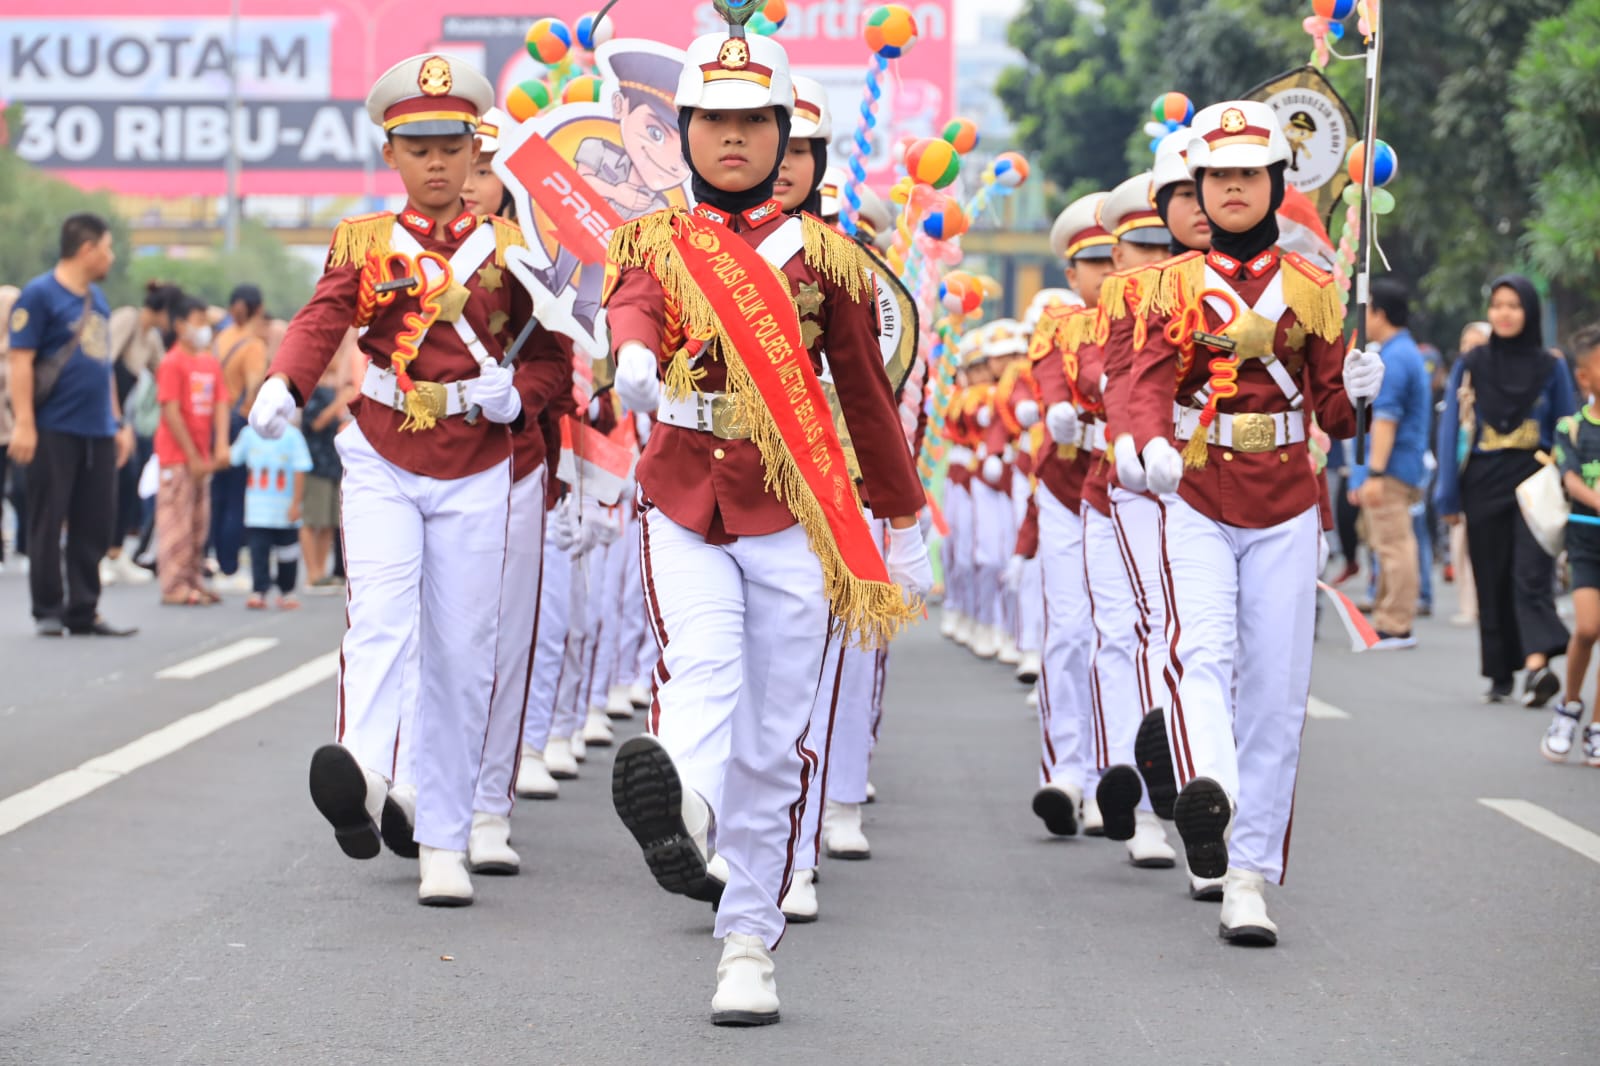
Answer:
[{"xmin": 665, "ymin": 214, "xmax": 903, "ymax": 615}]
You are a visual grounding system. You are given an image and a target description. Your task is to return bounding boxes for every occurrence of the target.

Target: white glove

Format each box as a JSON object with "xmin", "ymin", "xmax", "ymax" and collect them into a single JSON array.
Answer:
[
  {"xmin": 590, "ymin": 498, "xmax": 621, "ymax": 546},
  {"xmin": 885, "ymin": 524, "xmax": 933, "ymax": 601},
  {"xmin": 975, "ymin": 406, "xmax": 993, "ymax": 428},
  {"xmin": 982, "ymin": 454, "xmax": 1004, "ymax": 484},
  {"xmin": 1014, "ymin": 400, "xmax": 1040, "ymax": 428},
  {"xmin": 1002, "ymin": 554, "xmax": 1026, "ymax": 593},
  {"xmin": 1113, "ymin": 433, "xmax": 1147, "ymax": 493},
  {"xmin": 1142, "ymin": 438, "xmax": 1185, "ymax": 496},
  {"xmin": 466, "ymin": 363, "xmax": 522, "ymax": 424},
  {"xmin": 249, "ymin": 376, "xmax": 295, "ymax": 440},
  {"xmin": 1342, "ymin": 344, "xmax": 1385, "ymax": 402},
  {"xmin": 1044, "ymin": 402, "xmax": 1079, "ymax": 445},
  {"xmin": 614, "ymin": 341, "xmax": 660, "ymax": 413},
  {"xmin": 549, "ymin": 496, "xmax": 578, "ymax": 551}
]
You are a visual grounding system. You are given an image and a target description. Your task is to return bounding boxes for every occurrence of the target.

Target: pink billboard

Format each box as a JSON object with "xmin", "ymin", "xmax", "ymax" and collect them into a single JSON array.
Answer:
[{"xmin": 0, "ymin": 0, "xmax": 954, "ymax": 198}]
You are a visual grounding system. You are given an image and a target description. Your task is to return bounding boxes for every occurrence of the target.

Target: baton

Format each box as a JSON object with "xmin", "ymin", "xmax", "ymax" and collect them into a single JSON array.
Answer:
[
  {"xmin": 465, "ymin": 314, "xmax": 542, "ymax": 426},
  {"xmin": 376, "ymin": 276, "xmax": 417, "ymax": 294},
  {"xmin": 1192, "ymin": 330, "xmax": 1237, "ymax": 354}
]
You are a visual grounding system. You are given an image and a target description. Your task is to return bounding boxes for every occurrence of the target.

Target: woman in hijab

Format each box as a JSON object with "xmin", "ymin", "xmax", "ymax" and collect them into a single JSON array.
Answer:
[{"xmin": 1437, "ymin": 276, "xmax": 1577, "ymax": 705}]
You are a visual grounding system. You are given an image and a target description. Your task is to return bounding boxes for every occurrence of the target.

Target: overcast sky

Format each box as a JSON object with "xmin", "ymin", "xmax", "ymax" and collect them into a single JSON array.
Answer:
[{"xmin": 956, "ymin": 0, "xmax": 1022, "ymax": 39}]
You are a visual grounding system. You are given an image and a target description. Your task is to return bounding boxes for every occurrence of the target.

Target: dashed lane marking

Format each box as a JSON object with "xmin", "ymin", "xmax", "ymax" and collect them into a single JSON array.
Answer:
[
  {"xmin": 155, "ymin": 637, "xmax": 281, "ymax": 680},
  {"xmin": 1479, "ymin": 798, "xmax": 1600, "ymax": 866},
  {"xmin": 0, "ymin": 652, "xmax": 337, "ymax": 839}
]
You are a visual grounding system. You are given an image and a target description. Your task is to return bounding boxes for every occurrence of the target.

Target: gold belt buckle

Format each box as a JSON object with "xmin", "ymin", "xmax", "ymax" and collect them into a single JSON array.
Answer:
[
  {"xmin": 1231, "ymin": 412, "xmax": 1276, "ymax": 454},
  {"xmin": 709, "ymin": 394, "xmax": 751, "ymax": 440},
  {"xmin": 410, "ymin": 380, "xmax": 448, "ymax": 421}
]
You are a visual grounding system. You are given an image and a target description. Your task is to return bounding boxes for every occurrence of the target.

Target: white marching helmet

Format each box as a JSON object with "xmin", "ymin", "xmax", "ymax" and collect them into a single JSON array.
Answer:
[
  {"xmin": 1049, "ymin": 192, "xmax": 1113, "ymax": 262},
  {"xmin": 1101, "ymin": 170, "xmax": 1168, "ymax": 247},
  {"xmin": 1186, "ymin": 100, "xmax": 1291, "ymax": 173},
  {"xmin": 1023, "ymin": 287, "xmax": 1080, "ymax": 328},
  {"xmin": 1152, "ymin": 128, "xmax": 1194, "ymax": 194},
  {"xmin": 791, "ymin": 75, "xmax": 832, "ymax": 141},
  {"xmin": 475, "ymin": 106, "xmax": 512, "ymax": 155},
  {"xmin": 819, "ymin": 164, "xmax": 848, "ymax": 219},
  {"xmin": 855, "ymin": 184, "xmax": 892, "ymax": 247},
  {"xmin": 983, "ymin": 319, "xmax": 1028, "ymax": 359},
  {"xmin": 676, "ymin": 29, "xmax": 795, "ymax": 115}
]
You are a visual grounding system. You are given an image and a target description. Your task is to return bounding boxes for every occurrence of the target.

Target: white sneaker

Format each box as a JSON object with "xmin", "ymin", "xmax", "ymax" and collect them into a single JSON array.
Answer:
[
  {"xmin": 545, "ymin": 736, "xmax": 579, "ymax": 780},
  {"xmin": 112, "ymin": 553, "xmax": 152, "ymax": 585},
  {"xmin": 625, "ymin": 682, "xmax": 651, "ymax": 709},
  {"xmin": 571, "ymin": 731, "xmax": 588, "ymax": 762},
  {"xmin": 468, "ymin": 812, "xmax": 520, "ymax": 875},
  {"xmin": 582, "ymin": 706, "xmax": 615, "ymax": 747},
  {"xmin": 970, "ymin": 625, "xmax": 999, "ymax": 659},
  {"xmin": 997, "ymin": 633, "xmax": 1021, "ymax": 665},
  {"xmin": 1031, "ymin": 781, "xmax": 1081, "ymax": 837},
  {"xmin": 1586, "ymin": 724, "xmax": 1600, "ymax": 769},
  {"xmin": 822, "ymin": 800, "xmax": 870, "ymax": 859},
  {"xmin": 1218, "ymin": 868, "xmax": 1277, "ymax": 945},
  {"xmin": 1015, "ymin": 649, "xmax": 1041, "ymax": 685},
  {"xmin": 604, "ymin": 685, "xmax": 635, "ymax": 720},
  {"xmin": 1081, "ymin": 793, "xmax": 1105, "ymax": 836},
  {"xmin": 418, "ymin": 846, "xmax": 474, "ymax": 906},
  {"xmin": 780, "ymin": 868, "xmax": 819, "ymax": 923},
  {"xmin": 514, "ymin": 746, "xmax": 560, "ymax": 798},
  {"xmin": 711, "ymin": 933, "xmax": 780, "ymax": 1026},
  {"xmin": 1542, "ymin": 701, "xmax": 1583, "ymax": 763},
  {"xmin": 1126, "ymin": 809, "xmax": 1177, "ymax": 868}
]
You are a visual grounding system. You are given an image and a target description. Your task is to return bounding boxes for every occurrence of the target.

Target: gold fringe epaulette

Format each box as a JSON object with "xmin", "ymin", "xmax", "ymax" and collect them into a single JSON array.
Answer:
[
  {"xmin": 487, "ymin": 215, "xmax": 526, "ymax": 267},
  {"xmin": 607, "ymin": 210, "xmax": 719, "ymax": 338},
  {"xmin": 327, "ymin": 212, "xmax": 394, "ymax": 268},
  {"xmin": 1282, "ymin": 252, "xmax": 1345, "ymax": 342},
  {"xmin": 800, "ymin": 215, "xmax": 873, "ymax": 303},
  {"xmin": 1152, "ymin": 251, "xmax": 1205, "ymax": 318},
  {"xmin": 1055, "ymin": 306, "xmax": 1098, "ymax": 352},
  {"xmin": 1100, "ymin": 265, "xmax": 1161, "ymax": 322}
]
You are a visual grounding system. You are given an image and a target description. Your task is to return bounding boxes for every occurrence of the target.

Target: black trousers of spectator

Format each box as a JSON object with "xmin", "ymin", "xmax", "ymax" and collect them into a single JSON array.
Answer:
[
  {"xmin": 25, "ymin": 430, "xmax": 117, "ymax": 628},
  {"xmin": 248, "ymin": 527, "xmax": 300, "ymax": 595},
  {"xmin": 1336, "ymin": 469, "xmax": 1361, "ymax": 564},
  {"xmin": 1461, "ymin": 451, "xmax": 1570, "ymax": 685},
  {"xmin": 209, "ymin": 411, "xmax": 249, "ymax": 575}
]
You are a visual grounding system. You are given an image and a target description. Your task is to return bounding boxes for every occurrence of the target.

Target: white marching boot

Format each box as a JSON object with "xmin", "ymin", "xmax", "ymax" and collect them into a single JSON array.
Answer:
[
  {"xmin": 467, "ymin": 812, "xmax": 520, "ymax": 875},
  {"xmin": 570, "ymin": 731, "xmax": 588, "ymax": 763},
  {"xmin": 1081, "ymin": 793, "xmax": 1105, "ymax": 836},
  {"xmin": 1030, "ymin": 781, "xmax": 1081, "ymax": 837},
  {"xmin": 625, "ymin": 682, "xmax": 651, "ymax": 709},
  {"xmin": 1218, "ymin": 868, "xmax": 1278, "ymax": 946},
  {"xmin": 953, "ymin": 614, "xmax": 975, "ymax": 647},
  {"xmin": 711, "ymin": 934, "xmax": 780, "ymax": 1026},
  {"xmin": 582, "ymin": 706, "xmax": 615, "ymax": 747},
  {"xmin": 940, "ymin": 608, "xmax": 961, "ymax": 639},
  {"xmin": 1015, "ymin": 649, "xmax": 1041, "ymax": 685},
  {"xmin": 780, "ymin": 867, "xmax": 819, "ymax": 923},
  {"xmin": 822, "ymin": 800, "xmax": 871, "ymax": 859},
  {"xmin": 1126, "ymin": 809, "xmax": 1177, "ymax": 869},
  {"xmin": 970, "ymin": 624, "xmax": 1000, "ymax": 659},
  {"xmin": 997, "ymin": 632, "xmax": 1021, "ymax": 665},
  {"xmin": 865, "ymin": 781, "xmax": 877, "ymax": 804},
  {"xmin": 514, "ymin": 745, "xmax": 560, "ymax": 799},
  {"xmin": 417, "ymin": 845, "xmax": 474, "ymax": 907},
  {"xmin": 545, "ymin": 736, "xmax": 579, "ymax": 780},
  {"xmin": 604, "ymin": 684, "xmax": 635, "ymax": 720},
  {"xmin": 1188, "ymin": 867, "xmax": 1227, "ymax": 902}
]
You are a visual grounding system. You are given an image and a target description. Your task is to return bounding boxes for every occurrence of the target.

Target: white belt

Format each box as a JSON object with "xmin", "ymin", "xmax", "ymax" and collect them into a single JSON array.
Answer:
[
  {"xmin": 947, "ymin": 445, "xmax": 974, "ymax": 465},
  {"xmin": 1173, "ymin": 404, "xmax": 1305, "ymax": 454},
  {"xmin": 653, "ymin": 390, "xmax": 750, "ymax": 440},
  {"xmin": 1079, "ymin": 420, "xmax": 1108, "ymax": 453},
  {"xmin": 361, "ymin": 364, "xmax": 473, "ymax": 418}
]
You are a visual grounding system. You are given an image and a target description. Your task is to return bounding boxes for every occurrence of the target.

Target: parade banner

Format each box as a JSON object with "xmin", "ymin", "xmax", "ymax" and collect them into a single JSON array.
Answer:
[
  {"xmin": 2, "ymin": 0, "xmax": 955, "ymax": 198},
  {"xmin": 1245, "ymin": 66, "xmax": 1357, "ymax": 226}
]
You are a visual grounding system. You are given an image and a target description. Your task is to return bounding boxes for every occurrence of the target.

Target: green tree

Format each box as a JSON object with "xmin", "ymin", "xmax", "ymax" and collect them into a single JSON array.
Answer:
[
  {"xmin": 125, "ymin": 223, "xmax": 315, "ymax": 318},
  {"xmin": 1509, "ymin": 0, "xmax": 1600, "ymax": 333}
]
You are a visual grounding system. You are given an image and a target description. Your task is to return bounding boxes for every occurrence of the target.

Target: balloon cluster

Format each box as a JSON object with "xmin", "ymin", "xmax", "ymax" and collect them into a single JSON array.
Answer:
[
  {"xmin": 1142, "ymin": 92, "xmax": 1194, "ymax": 152},
  {"xmin": 1303, "ymin": 0, "xmax": 1359, "ymax": 66},
  {"xmin": 1341, "ymin": 139, "xmax": 1399, "ymax": 213},
  {"xmin": 842, "ymin": 5, "xmax": 920, "ymax": 237},
  {"xmin": 514, "ymin": 11, "xmax": 616, "ymax": 119},
  {"xmin": 750, "ymin": 0, "xmax": 789, "ymax": 36}
]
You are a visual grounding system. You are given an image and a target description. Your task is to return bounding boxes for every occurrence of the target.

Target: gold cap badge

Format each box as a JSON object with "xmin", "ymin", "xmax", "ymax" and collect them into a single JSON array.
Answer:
[
  {"xmin": 718, "ymin": 38, "xmax": 750, "ymax": 70},
  {"xmin": 418, "ymin": 56, "xmax": 453, "ymax": 96},
  {"xmin": 1220, "ymin": 108, "xmax": 1247, "ymax": 134}
]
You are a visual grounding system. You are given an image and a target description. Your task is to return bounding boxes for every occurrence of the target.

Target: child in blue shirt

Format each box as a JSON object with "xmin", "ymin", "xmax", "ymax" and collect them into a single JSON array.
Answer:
[{"xmin": 231, "ymin": 421, "xmax": 312, "ymax": 609}]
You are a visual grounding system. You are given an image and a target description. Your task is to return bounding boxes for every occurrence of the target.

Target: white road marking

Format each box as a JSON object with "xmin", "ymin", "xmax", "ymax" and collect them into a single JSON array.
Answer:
[
  {"xmin": 156, "ymin": 637, "xmax": 281, "ymax": 680},
  {"xmin": 0, "ymin": 652, "xmax": 338, "ymax": 839},
  {"xmin": 1307, "ymin": 697, "xmax": 1351, "ymax": 720},
  {"xmin": 1479, "ymin": 798, "xmax": 1600, "ymax": 866}
]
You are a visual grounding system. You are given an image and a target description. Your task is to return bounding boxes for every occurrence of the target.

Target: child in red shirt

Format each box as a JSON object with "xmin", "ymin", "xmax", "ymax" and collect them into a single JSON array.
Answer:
[{"xmin": 155, "ymin": 297, "xmax": 229, "ymax": 604}]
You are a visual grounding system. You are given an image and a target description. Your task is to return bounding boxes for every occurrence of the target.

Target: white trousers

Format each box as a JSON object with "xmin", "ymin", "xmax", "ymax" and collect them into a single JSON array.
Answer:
[
  {"xmin": 970, "ymin": 480, "xmax": 1013, "ymax": 631},
  {"xmin": 942, "ymin": 481, "xmax": 974, "ymax": 618},
  {"xmin": 1035, "ymin": 487, "xmax": 1095, "ymax": 791},
  {"xmin": 552, "ymin": 553, "xmax": 593, "ymax": 743},
  {"xmin": 1017, "ymin": 555, "xmax": 1043, "ymax": 653},
  {"xmin": 614, "ymin": 511, "xmax": 653, "ymax": 692},
  {"xmin": 334, "ymin": 423, "xmax": 510, "ymax": 852},
  {"xmin": 797, "ymin": 513, "xmax": 888, "ymax": 868},
  {"xmin": 640, "ymin": 509, "xmax": 831, "ymax": 949},
  {"xmin": 521, "ymin": 532, "xmax": 570, "ymax": 753},
  {"xmin": 474, "ymin": 468, "xmax": 546, "ymax": 818},
  {"xmin": 1161, "ymin": 498, "xmax": 1318, "ymax": 884}
]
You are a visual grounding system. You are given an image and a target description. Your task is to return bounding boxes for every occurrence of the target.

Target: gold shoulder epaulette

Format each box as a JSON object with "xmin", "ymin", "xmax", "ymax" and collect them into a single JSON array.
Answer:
[
  {"xmin": 1057, "ymin": 305, "xmax": 1097, "ymax": 352},
  {"xmin": 486, "ymin": 215, "xmax": 526, "ymax": 267},
  {"xmin": 801, "ymin": 214, "xmax": 873, "ymax": 302},
  {"xmin": 1152, "ymin": 250, "xmax": 1204, "ymax": 318},
  {"xmin": 328, "ymin": 211, "xmax": 395, "ymax": 268},
  {"xmin": 1101, "ymin": 264, "xmax": 1161, "ymax": 322},
  {"xmin": 1282, "ymin": 252, "xmax": 1346, "ymax": 342},
  {"xmin": 605, "ymin": 209, "xmax": 718, "ymax": 339}
]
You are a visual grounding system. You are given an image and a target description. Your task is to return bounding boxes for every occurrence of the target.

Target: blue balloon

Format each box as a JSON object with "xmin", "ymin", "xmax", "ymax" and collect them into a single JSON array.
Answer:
[{"xmin": 1327, "ymin": 19, "xmax": 1345, "ymax": 40}]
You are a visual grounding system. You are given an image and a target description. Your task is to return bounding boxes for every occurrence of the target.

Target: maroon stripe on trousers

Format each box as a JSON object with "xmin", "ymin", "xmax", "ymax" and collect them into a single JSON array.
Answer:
[
  {"xmin": 335, "ymin": 477, "xmax": 351, "ymax": 743},
  {"xmin": 1110, "ymin": 504, "xmax": 1155, "ymax": 713},
  {"xmin": 1035, "ymin": 563, "xmax": 1059, "ymax": 778},
  {"xmin": 1154, "ymin": 500, "xmax": 1195, "ymax": 782},
  {"xmin": 476, "ymin": 466, "xmax": 519, "ymax": 795},
  {"xmin": 1082, "ymin": 516, "xmax": 1109, "ymax": 770},
  {"xmin": 505, "ymin": 483, "xmax": 549, "ymax": 804},
  {"xmin": 638, "ymin": 507, "xmax": 672, "ymax": 735},
  {"xmin": 775, "ymin": 624, "xmax": 832, "ymax": 947},
  {"xmin": 812, "ymin": 641, "xmax": 848, "ymax": 866}
]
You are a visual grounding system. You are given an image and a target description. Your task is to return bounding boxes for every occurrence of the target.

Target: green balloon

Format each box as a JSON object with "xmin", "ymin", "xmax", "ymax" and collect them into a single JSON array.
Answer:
[
  {"xmin": 1372, "ymin": 188, "xmax": 1396, "ymax": 215},
  {"xmin": 1342, "ymin": 184, "xmax": 1362, "ymax": 207}
]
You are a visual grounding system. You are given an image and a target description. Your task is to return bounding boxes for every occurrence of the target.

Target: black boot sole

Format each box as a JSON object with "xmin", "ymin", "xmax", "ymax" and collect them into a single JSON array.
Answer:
[
  {"xmin": 308, "ymin": 744, "xmax": 381, "ymax": 860},
  {"xmin": 1135, "ymin": 709, "xmax": 1178, "ymax": 820},
  {"xmin": 379, "ymin": 795, "xmax": 419, "ymax": 859},
  {"xmin": 1031, "ymin": 786, "xmax": 1078, "ymax": 837},
  {"xmin": 612, "ymin": 736, "xmax": 719, "ymax": 902},
  {"xmin": 1173, "ymin": 777, "xmax": 1230, "ymax": 880},
  {"xmin": 1096, "ymin": 766, "xmax": 1143, "ymax": 842},
  {"xmin": 712, "ymin": 1009, "xmax": 780, "ymax": 1027},
  {"xmin": 1220, "ymin": 923, "xmax": 1277, "ymax": 947}
]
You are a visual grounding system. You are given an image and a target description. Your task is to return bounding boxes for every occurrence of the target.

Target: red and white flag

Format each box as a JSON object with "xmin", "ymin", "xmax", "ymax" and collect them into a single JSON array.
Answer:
[{"xmin": 558, "ymin": 416, "xmax": 635, "ymax": 506}]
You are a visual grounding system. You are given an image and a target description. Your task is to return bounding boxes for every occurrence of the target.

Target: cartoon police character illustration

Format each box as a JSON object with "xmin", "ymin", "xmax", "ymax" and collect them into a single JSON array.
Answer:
[{"xmin": 1286, "ymin": 110, "xmax": 1316, "ymax": 173}]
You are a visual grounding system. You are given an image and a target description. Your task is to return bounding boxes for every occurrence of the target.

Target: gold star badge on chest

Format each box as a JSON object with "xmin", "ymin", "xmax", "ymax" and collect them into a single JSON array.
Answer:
[
  {"xmin": 477, "ymin": 263, "xmax": 504, "ymax": 293},
  {"xmin": 1222, "ymin": 309, "xmax": 1278, "ymax": 361},
  {"xmin": 435, "ymin": 282, "xmax": 471, "ymax": 324},
  {"xmin": 1284, "ymin": 320, "xmax": 1308, "ymax": 353},
  {"xmin": 800, "ymin": 319, "xmax": 824, "ymax": 348},
  {"xmin": 796, "ymin": 282, "xmax": 825, "ymax": 318},
  {"xmin": 487, "ymin": 310, "xmax": 510, "ymax": 341}
]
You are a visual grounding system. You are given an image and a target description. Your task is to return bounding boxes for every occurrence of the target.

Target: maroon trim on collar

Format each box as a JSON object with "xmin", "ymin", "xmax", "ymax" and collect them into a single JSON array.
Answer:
[
  {"xmin": 399, "ymin": 209, "xmax": 436, "ymax": 236},
  {"xmin": 741, "ymin": 199, "xmax": 783, "ymax": 228},
  {"xmin": 448, "ymin": 210, "xmax": 478, "ymax": 238},
  {"xmin": 693, "ymin": 203, "xmax": 731, "ymax": 226}
]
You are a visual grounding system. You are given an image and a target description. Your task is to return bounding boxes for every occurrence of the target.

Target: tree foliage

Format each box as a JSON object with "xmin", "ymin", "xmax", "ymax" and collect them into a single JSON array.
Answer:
[{"xmin": 999, "ymin": 0, "xmax": 1580, "ymax": 339}]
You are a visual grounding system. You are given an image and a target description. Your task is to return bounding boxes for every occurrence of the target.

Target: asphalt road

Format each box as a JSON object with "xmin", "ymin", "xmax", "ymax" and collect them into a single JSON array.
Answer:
[{"xmin": 1, "ymin": 564, "xmax": 1597, "ymax": 1064}]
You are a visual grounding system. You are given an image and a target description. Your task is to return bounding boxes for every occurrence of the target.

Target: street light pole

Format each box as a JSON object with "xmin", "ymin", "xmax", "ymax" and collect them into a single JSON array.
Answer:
[{"xmin": 225, "ymin": 0, "xmax": 242, "ymax": 252}]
